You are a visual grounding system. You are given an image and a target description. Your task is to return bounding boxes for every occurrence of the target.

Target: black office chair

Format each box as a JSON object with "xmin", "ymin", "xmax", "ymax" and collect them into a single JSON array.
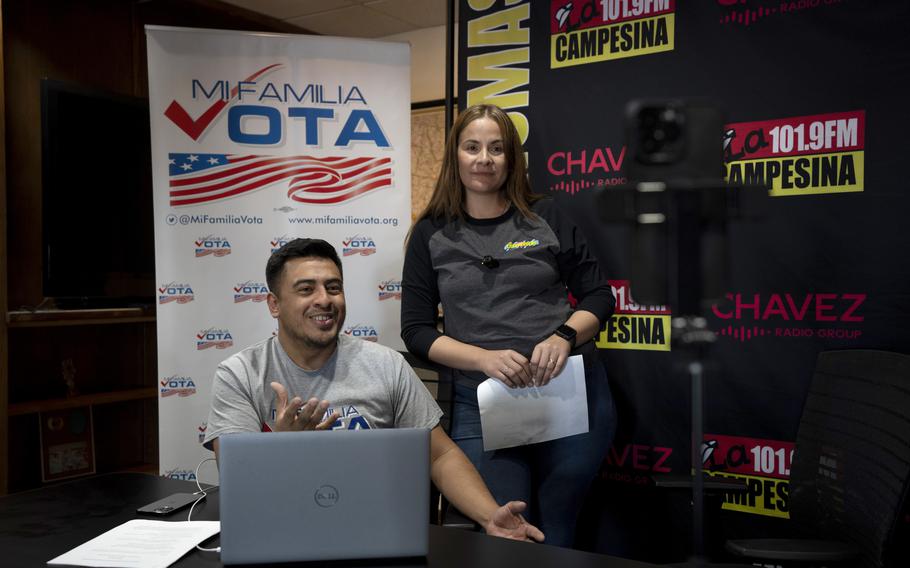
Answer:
[{"xmin": 726, "ymin": 350, "xmax": 910, "ymax": 567}]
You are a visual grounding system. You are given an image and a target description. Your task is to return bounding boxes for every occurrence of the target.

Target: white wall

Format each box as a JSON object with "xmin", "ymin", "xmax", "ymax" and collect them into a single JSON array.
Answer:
[{"xmin": 382, "ymin": 24, "xmax": 458, "ymax": 104}]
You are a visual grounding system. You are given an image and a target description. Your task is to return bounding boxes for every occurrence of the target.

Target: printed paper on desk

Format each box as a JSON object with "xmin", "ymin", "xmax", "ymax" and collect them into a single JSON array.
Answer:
[
  {"xmin": 47, "ymin": 519, "xmax": 220, "ymax": 568},
  {"xmin": 477, "ymin": 355, "xmax": 588, "ymax": 451}
]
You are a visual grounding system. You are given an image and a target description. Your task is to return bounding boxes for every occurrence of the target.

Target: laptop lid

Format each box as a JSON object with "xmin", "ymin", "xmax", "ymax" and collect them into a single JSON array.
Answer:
[{"xmin": 218, "ymin": 428, "xmax": 430, "ymax": 565}]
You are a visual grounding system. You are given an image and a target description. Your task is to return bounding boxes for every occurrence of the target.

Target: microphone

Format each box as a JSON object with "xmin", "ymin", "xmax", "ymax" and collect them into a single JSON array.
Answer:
[{"xmin": 480, "ymin": 255, "xmax": 499, "ymax": 269}]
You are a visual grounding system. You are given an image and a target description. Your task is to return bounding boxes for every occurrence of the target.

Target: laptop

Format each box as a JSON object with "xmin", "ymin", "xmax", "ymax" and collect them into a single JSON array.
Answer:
[{"xmin": 218, "ymin": 428, "xmax": 430, "ymax": 565}]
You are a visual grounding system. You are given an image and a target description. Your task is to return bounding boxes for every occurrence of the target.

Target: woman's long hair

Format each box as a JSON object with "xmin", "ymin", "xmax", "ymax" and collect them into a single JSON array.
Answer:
[{"xmin": 413, "ymin": 104, "xmax": 540, "ymax": 228}]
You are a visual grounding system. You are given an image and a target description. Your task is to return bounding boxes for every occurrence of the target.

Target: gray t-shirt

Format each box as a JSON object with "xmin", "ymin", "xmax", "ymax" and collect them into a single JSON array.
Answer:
[
  {"xmin": 203, "ymin": 334, "xmax": 443, "ymax": 449},
  {"xmin": 402, "ymin": 198, "xmax": 615, "ymax": 387}
]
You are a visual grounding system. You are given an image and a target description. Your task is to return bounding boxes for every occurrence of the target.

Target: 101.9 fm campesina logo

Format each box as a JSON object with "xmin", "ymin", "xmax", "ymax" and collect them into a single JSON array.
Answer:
[
  {"xmin": 550, "ymin": 0, "xmax": 675, "ymax": 68},
  {"xmin": 597, "ymin": 280, "xmax": 672, "ymax": 351},
  {"xmin": 724, "ymin": 110, "xmax": 865, "ymax": 196},
  {"xmin": 703, "ymin": 434, "xmax": 794, "ymax": 518}
]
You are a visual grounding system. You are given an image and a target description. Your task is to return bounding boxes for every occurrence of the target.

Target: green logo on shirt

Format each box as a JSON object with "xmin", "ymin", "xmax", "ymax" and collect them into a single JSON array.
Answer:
[{"xmin": 503, "ymin": 239, "xmax": 540, "ymax": 252}]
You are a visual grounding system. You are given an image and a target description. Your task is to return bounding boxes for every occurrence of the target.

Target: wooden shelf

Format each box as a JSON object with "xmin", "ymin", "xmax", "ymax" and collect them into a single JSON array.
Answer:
[
  {"xmin": 8, "ymin": 387, "xmax": 156, "ymax": 416},
  {"xmin": 7, "ymin": 308, "xmax": 155, "ymax": 328}
]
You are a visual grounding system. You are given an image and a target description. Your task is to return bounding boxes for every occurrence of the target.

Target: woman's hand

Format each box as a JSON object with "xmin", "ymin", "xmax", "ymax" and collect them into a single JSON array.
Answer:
[
  {"xmin": 529, "ymin": 335, "xmax": 572, "ymax": 386},
  {"xmin": 478, "ymin": 349, "xmax": 533, "ymax": 388}
]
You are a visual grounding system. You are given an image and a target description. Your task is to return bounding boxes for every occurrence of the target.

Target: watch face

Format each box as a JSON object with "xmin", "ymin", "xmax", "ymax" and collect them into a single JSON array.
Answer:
[{"xmin": 556, "ymin": 325, "xmax": 576, "ymax": 342}]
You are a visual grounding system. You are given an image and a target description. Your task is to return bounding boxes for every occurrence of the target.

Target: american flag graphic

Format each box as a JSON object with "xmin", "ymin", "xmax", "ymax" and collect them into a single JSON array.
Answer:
[
  {"xmin": 158, "ymin": 295, "xmax": 193, "ymax": 304},
  {"xmin": 196, "ymin": 340, "xmax": 233, "ymax": 350},
  {"xmin": 168, "ymin": 153, "xmax": 392, "ymax": 207},
  {"xmin": 160, "ymin": 387, "xmax": 196, "ymax": 398},
  {"xmin": 233, "ymin": 293, "xmax": 267, "ymax": 303}
]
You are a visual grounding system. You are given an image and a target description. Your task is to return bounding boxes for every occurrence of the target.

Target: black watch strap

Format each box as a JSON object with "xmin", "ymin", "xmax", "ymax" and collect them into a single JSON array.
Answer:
[{"xmin": 553, "ymin": 324, "xmax": 577, "ymax": 348}]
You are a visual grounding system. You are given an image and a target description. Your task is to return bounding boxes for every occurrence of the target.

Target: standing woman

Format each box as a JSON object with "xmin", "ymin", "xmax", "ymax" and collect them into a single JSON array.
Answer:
[{"xmin": 401, "ymin": 104, "xmax": 616, "ymax": 548}]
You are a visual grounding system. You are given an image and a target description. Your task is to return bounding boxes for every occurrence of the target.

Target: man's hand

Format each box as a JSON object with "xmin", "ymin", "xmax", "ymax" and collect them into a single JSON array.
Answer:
[
  {"xmin": 483, "ymin": 501, "xmax": 545, "ymax": 542},
  {"xmin": 529, "ymin": 334, "xmax": 572, "ymax": 386},
  {"xmin": 478, "ymin": 349, "xmax": 533, "ymax": 388},
  {"xmin": 270, "ymin": 382, "xmax": 338, "ymax": 431}
]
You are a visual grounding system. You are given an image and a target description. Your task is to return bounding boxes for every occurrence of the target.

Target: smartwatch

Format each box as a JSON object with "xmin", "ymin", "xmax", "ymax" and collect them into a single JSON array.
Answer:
[{"xmin": 553, "ymin": 324, "xmax": 577, "ymax": 348}]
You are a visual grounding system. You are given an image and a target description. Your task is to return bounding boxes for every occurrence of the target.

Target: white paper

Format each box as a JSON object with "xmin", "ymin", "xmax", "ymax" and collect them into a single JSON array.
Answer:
[
  {"xmin": 47, "ymin": 519, "xmax": 220, "ymax": 568},
  {"xmin": 477, "ymin": 355, "xmax": 588, "ymax": 451}
]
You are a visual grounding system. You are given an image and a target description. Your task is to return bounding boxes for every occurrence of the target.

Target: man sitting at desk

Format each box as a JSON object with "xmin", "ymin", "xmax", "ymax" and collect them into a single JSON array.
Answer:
[{"xmin": 204, "ymin": 238, "xmax": 544, "ymax": 543}]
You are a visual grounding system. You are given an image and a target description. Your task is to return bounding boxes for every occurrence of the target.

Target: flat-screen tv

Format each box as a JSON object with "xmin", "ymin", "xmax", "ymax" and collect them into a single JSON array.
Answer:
[{"xmin": 41, "ymin": 79, "xmax": 155, "ymax": 308}]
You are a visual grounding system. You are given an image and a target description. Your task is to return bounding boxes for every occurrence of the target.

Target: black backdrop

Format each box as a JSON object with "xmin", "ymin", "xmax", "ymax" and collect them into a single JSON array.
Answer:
[{"xmin": 459, "ymin": 0, "xmax": 910, "ymax": 561}]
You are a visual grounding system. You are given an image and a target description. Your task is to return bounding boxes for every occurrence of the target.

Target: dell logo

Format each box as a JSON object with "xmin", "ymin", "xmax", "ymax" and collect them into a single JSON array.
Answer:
[{"xmin": 314, "ymin": 484, "xmax": 339, "ymax": 508}]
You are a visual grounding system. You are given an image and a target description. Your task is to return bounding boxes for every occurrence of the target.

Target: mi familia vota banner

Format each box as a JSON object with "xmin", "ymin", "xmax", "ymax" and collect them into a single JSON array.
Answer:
[{"xmin": 146, "ymin": 27, "xmax": 411, "ymax": 479}]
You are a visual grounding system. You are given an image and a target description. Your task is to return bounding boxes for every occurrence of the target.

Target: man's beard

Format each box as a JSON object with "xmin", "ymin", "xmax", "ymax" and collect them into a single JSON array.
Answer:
[
  {"xmin": 299, "ymin": 332, "xmax": 337, "ymax": 350},
  {"xmin": 286, "ymin": 312, "xmax": 344, "ymax": 350}
]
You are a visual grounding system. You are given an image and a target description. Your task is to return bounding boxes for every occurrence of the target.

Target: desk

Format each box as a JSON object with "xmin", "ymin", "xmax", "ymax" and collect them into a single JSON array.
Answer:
[{"xmin": 0, "ymin": 473, "xmax": 658, "ymax": 568}]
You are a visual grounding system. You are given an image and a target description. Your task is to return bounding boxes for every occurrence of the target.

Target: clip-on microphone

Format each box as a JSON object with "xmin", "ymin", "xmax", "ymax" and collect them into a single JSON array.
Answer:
[{"xmin": 480, "ymin": 255, "xmax": 499, "ymax": 269}]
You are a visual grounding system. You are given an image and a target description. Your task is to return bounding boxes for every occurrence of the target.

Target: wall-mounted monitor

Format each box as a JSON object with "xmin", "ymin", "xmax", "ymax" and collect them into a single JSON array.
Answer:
[{"xmin": 41, "ymin": 79, "xmax": 155, "ymax": 308}]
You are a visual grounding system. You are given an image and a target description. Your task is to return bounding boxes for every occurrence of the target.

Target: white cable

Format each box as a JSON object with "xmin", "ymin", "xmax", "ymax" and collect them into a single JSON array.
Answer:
[{"xmin": 187, "ymin": 457, "xmax": 221, "ymax": 553}]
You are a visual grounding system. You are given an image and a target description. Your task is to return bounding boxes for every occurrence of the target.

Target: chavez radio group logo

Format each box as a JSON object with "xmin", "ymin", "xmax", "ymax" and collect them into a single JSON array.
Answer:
[
  {"xmin": 703, "ymin": 433, "xmax": 794, "ymax": 518},
  {"xmin": 600, "ymin": 441, "xmax": 674, "ymax": 485},
  {"xmin": 724, "ymin": 110, "xmax": 865, "ymax": 196},
  {"xmin": 596, "ymin": 280, "xmax": 672, "ymax": 351},
  {"xmin": 717, "ymin": 0, "xmax": 846, "ymax": 27},
  {"xmin": 550, "ymin": 0, "xmax": 675, "ymax": 68},
  {"xmin": 711, "ymin": 291, "xmax": 865, "ymax": 342},
  {"xmin": 158, "ymin": 282, "xmax": 194, "ymax": 304},
  {"xmin": 546, "ymin": 144, "xmax": 627, "ymax": 194}
]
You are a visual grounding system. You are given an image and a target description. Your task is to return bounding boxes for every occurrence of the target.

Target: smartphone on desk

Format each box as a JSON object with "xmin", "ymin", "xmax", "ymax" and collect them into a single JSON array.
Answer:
[{"xmin": 136, "ymin": 492, "xmax": 203, "ymax": 516}]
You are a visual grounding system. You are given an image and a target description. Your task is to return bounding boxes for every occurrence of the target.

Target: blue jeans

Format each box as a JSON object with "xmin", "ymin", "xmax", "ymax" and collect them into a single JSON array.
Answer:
[{"xmin": 450, "ymin": 354, "xmax": 616, "ymax": 548}]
